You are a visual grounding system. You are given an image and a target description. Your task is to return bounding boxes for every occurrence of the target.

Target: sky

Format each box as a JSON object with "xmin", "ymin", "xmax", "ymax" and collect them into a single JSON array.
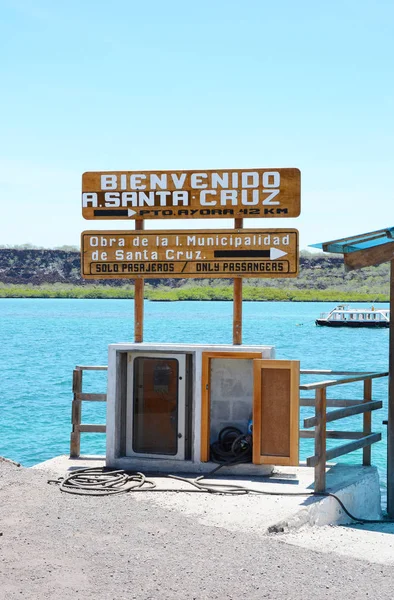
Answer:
[{"xmin": 1, "ymin": 0, "xmax": 393, "ymax": 250}]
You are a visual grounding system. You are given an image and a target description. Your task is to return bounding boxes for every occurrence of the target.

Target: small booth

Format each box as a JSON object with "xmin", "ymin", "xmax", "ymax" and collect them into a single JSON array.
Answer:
[
  {"xmin": 81, "ymin": 168, "xmax": 302, "ymax": 475},
  {"xmin": 106, "ymin": 342, "xmax": 300, "ymax": 474}
]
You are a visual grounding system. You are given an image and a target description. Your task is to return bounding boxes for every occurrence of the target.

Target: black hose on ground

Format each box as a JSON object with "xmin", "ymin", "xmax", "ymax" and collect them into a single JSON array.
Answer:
[
  {"xmin": 47, "ymin": 427, "xmax": 394, "ymax": 524},
  {"xmin": 48, "ymin": 468, "xmax": 156, "ymax": 496},
  {"xmin": 48, "ymin": 465, "xmax": 394, "ymax": 525}
]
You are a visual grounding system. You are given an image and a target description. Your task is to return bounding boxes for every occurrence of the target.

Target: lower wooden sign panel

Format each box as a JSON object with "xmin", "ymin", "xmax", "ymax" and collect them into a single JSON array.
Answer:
[
  {"xmin": 81, "ymin": 229, "xmax": 299, "ymax": 279},
  {"xmin": 253, "ymin": 359, "xmax": 300, "ymax": 466}
]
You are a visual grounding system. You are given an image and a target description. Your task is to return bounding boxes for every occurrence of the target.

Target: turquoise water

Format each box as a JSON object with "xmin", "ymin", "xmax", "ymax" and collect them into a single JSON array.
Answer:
[{"xmin": 0, "ymin": 299, "xmax": 389, "ymax": 493}]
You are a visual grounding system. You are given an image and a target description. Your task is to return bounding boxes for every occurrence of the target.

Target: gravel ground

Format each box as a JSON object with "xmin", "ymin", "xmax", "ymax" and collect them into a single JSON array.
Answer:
[{"xmin": 1, "ymin": 460, "xmax": 393, "ymax": 600}]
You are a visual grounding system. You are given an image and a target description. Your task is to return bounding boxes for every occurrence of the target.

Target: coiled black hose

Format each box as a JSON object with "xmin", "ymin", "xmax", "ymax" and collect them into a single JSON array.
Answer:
[
  {"xmin": 48, "ymin": 468, "xmax": 156, "ymax": 496},
  {"xmin": 209, "ymin": 426, "xmax": 252, "ymax": 466},
  {"xmin": 47, "ymin": 429, "xmax": 394, "ymax": 524},
  {"xmin": 49, "ymin": 465, "xmax": 394, "ymax": 524}
]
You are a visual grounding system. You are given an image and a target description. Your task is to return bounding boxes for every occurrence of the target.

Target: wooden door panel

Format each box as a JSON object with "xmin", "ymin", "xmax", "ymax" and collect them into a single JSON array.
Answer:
[{"xmin": 253, "ymin": 360, "xmax": 299, "ymax": 466}]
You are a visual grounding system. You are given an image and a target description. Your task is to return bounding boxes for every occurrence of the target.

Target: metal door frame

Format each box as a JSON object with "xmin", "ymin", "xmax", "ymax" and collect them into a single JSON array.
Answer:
[{"xmin": 125, "ymin": 352, "xmax": 186, "ymax": 460}]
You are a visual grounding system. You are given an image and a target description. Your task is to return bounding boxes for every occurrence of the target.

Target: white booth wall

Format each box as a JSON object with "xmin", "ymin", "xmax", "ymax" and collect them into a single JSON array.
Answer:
[{"xmin": 106, "ymin": 343, "xmax": 275, "ymax": 474}]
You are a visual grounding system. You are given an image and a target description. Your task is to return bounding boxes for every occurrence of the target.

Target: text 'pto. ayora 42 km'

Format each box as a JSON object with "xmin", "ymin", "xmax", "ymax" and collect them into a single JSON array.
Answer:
[{"xmin": 82, "ymin": 168, "xmax": 301, "ymax": 220}]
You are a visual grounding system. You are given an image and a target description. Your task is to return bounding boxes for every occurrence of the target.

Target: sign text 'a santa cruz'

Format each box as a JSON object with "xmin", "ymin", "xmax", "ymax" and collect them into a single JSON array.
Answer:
[{"xmin": 82, "ymin": 168, "xmax": 300, "ymax": 220}]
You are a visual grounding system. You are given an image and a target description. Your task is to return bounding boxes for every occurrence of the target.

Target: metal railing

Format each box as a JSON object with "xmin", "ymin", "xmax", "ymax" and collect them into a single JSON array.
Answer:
[
  {"xmin": 300, "ymin": 369, "xmax": 388, "ymax": 491},
  {"xmin": 70, "ymin": 366, "xmax": 108, "ymax": 458}
]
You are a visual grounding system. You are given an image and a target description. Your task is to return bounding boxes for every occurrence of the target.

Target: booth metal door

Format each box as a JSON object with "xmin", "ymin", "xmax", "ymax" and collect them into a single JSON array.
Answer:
[{"xmin": 126, "ymin": 353, "xmax": 186, "ymax": 460}]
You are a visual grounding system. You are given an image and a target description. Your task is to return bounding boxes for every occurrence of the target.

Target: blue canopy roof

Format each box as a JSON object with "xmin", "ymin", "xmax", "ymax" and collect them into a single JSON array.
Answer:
[{"xmin": 310, "ymin": 226, "xmax": 394, "ymax": 254}]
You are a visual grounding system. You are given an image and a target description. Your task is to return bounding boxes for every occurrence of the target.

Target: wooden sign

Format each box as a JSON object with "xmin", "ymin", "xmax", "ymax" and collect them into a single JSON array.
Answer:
[
  {"xmin": 82, "ymin": 168, "xmax": 301, "ymax": 220},
  {"xmin": 81, "ymin": 229, "xmax": 299, "ymax": 279}
]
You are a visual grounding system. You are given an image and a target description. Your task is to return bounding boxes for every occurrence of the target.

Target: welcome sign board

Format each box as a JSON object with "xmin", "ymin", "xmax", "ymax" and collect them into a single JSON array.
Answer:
[
  {"xmin": 81, "ymin": 229, "xmax": 299, "ymax": 279},
  {"xmin": 82, "ymin": 168, "xmax": 301, "ymax": 220}
]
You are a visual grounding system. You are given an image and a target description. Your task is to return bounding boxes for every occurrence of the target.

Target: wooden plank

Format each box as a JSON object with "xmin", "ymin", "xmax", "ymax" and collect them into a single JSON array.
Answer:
[
  {"xmin": 314, "ymin": 388, "xmax": 327, "ymax": 492},
  {"xmin": 344, "ymin": 242, "xmax": 394, "ymax": 270},
  {"xmin": 253, "ymin": 363, "xmax": 264, "ymax": 464},
  {"xmin": 200, "ymin": 351, "xmax": 262, "ymax": 462},
  {"xmin": 363, "ymin": 379, "xmax": 372, "ymax": 466},
  {"xmin": 307, "ymin": 455, "xmax": 320, "ymax": 468},
  {"xmin": 325, "ymin": 433, "xmax": 382, "ymax": 462},
  {"xmin": 300, "ymin": 372, "xmax": 387, "ymax": 390},
  {"xmin": 388, "ymin": 259, "xmax": 394, "ymax": 517},
  {"xmin": 76, "ymin": 365, "xmax": 108, "ymax": 371},
  {"xmin": 134, "ymin": 277, "xmax": 144, "ymax": 342},
  {"xmin": 80, "ymin": 229, "xmax": 299, "ymax": 280},
  {"xmin": 200, "ymin": 351, "xmax": 263, "ymax": 360},
  {"xmin": 301, "ymin": 369, "xmax": 376, "ymax": 375},
  {"xmin": 253, "ymin": 360, "xmax": 299, "ymax": 466},
  {"xmin": 300, "ymin": 430, "xmax": 365, "ymax": 439},
  {"xmin": 70, "ymin": 369, "xmax": 82, "ymax": 458},
  {"xmin": 304, "ymin": 400, "xmax": 382, "ymax": 428},
  {"xmin": 78, "ymin": 425, "xmax": 106, "ymax": 433},
  {"xmin": 300, "ymin": 398, "xmax": 363, "ymax": 407},
  {"xmin": 82, "ymin": 168, "xmax": 301, "ymax": 220},
  {"xmin": 71, "ymin": 400, "xmax": 81, "ymax": 424},
  {"xmin": 233, "ymin": 218, "xmax": 243, "ymax": 345},
  {"xmin": 134, "ymin": 220, "xmax": 144, "ymax": 342},
  {"xmin": 72, "ymin": 369, "xmax": 82, "ymax": 393},
  {"xmin": 233, "ymin": 279, "xmax": 242, "ymax": 344},
  {"xmin": 75, "ymin": 393, "xmax": 107, "ymax": 402},
  {"xmin": 70, "ymin": 431, "xmax": 80, "ymax": 458}
]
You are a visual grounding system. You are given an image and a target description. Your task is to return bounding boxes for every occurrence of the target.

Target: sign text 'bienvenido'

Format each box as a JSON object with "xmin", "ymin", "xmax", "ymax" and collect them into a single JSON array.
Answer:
[{"xmin": 82, "ymin": 169, "xmax": 301, "ymax": 220}]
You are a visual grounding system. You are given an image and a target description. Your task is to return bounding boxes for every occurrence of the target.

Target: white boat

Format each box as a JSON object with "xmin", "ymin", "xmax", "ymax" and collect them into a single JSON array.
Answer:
[{"xmin": 315, "ymin": 305, "xmax": 390, "ymax": 328}]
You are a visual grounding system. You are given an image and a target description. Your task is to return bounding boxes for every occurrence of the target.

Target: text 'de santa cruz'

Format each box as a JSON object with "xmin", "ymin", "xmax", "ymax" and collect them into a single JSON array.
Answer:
[{"xmin": 81, "ymin": 230, "xmax": 299, "ymax": 280}]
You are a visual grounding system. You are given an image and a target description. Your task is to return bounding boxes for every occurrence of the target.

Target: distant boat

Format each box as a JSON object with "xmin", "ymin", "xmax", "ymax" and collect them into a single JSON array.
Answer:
[{"xmin": 315, "ymin": 305, "xmax": 390, "ymax": 328}]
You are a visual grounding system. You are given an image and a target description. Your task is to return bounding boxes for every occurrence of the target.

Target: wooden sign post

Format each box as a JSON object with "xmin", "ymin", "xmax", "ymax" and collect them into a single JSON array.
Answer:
[
  {"xmin": 233, "ymin": 218, "xmax": 243, "ymax": 345},
  {"xmin": 81, "ymin": 167, "xmax": 301, "ymax": 344},
  {"xmin": 134, "ymin": 220, "xmax": 144, "ymax": 343}
]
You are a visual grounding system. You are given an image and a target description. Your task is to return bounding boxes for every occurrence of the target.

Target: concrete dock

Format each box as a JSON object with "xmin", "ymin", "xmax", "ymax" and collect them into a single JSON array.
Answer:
[
  {"xmin": 33, "ymin": 455, "xmax": 382, "ymax": 533},
  {"xmin": 2, "ymin": 457, "xmax": 394, "ymax": 600}
]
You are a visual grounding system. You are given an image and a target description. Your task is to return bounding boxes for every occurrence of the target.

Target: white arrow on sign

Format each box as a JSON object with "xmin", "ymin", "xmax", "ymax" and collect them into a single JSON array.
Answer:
[
  {"xmin": 128, "ymin": 209, "xmax": 137, "ymax": 217},
  {"xmin": 270, "ymin": 248, "xmax": 288, "ymax": 260}
]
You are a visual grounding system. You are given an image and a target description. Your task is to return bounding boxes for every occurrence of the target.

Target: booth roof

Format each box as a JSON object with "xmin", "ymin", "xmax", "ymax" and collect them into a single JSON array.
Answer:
[{"xmin": 310, "ymin": 226, "xmax": 394, "ymax": 255}]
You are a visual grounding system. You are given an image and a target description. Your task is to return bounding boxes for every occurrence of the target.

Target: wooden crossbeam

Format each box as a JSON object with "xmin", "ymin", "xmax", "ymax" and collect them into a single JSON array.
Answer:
[
  {"xmin": 75, "ymin": 393, "xmax": 107, "ymax": 402},
  {"xmin": 75, "ymin": 365, "xmax": 108, "ymax": 371},
  {"xmin": 300, "ymin": 398, "xmax": 363, "ymax": 407},
  {"xmin": 78, "ymin": 425, "xmax": 106, "ymax": 433},
  {"xmin": 301, "ymin": 369, "xmax": 376, "ymax": 375},
  {"xmin": 307, "ymin": 433, "xmax": 381, "ymax": 467},
  {"xmin": 300, "ymin": 372, "xmax": 387, "ymax": 390},
  {"xmin": 300, "ymin": 430, "xmax": 365, "ymax": 439},
  {"xmin": 303, "ymin": 400, "xmax": 382, "ymax": 428},
  {"xmin": 344, "ymin": 242, "xmax": 394, "ymax": 270}
]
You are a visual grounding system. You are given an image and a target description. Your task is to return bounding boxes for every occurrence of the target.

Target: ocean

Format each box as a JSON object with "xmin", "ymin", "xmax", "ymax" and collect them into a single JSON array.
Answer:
[{"xmin": 0, "ymin": 298, "xmax": 389, "ymax": 499}]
